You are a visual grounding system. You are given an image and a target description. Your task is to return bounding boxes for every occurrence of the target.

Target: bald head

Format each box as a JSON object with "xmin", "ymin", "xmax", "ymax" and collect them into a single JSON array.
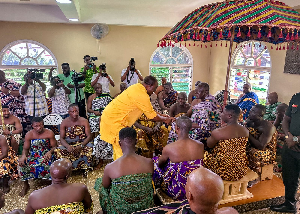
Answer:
[
  {"xmin": 186, "ymin": 167, "xmax": 224, "ymax": 212},
  {"xmin": 267, "ymin": 92, "xmax": 278, "ymax": 105},
  {"xmin": 50, "ymin": 158, "xmax": 72, "ymax": 179}
]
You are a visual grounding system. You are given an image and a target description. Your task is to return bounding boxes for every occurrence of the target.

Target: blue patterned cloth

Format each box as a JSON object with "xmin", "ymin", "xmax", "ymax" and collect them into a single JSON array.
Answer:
[
  {"xmin": 237, "ymin": 92, "xmax": 259, "ymax": 120},
  {"xmin": 19, "ymin": 139, "xmax": 53, "ymax": 181}
]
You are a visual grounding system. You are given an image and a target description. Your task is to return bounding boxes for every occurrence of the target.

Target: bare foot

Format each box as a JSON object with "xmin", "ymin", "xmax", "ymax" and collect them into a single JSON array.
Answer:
[
  {"xmin": 19, "ymin": 182, "xmax": 29, "ymax": 197},
  {"xmin": 248, "ymin": 178, "xmax": 260, "ymax": 188}
]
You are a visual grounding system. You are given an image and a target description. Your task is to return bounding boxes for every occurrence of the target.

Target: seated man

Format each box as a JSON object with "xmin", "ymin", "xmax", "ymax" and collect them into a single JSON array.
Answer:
[
  {"xmin": 25, "ymin": 158, "xmax": 92, "ymax": 214},
  {"xmin": 0, "ymin": 105, "xmax": 23, "ymax": 153},
  {"xmin": 246, "ymin": 104, "xmax": 277, "ymax": 171},
  {"xmin": 169, "ymin": 92, "xmax": 190, "ymax": 117},
  {"xmin": 157, "ymin": 82, "xmax": 178, "ymax": 113},
  {"xmin": 94, "ymin": 127, "xmax": 154, "ymax": 214},
  {"xmin": 55, "ymin": 104, "xmax": 93, "ymax": 171},
  {"xmin": 263, "ymin": 92, "xmax": 281, "ymax": 122},
  {"xmin": 134, "ymin": 167, "xmax": 238, "ymax": 214},
  {"xmin": 167, "ymin": 93, "xmax": 191, "ymax": 144},
  {"xmin": 204, "ymin": 104, "xmax": 249, "ymax": 181},
  {"xmin": 0, "ymin": 190, "xmax": 24, "ymax": 214},
  {"xmin": 19, "ymin": 117, "xmax": 57, "ymax": 197},
  {"xmin": 236, "ymin": 83, "xmax": 259, "ymax": 120},
  {"xmin": 153, "ymin": 116, "xmax": 204, "ymax": 200},
  {"xmin": 0, "ymin": 135, "xmax": 18, "ymax": 193}
]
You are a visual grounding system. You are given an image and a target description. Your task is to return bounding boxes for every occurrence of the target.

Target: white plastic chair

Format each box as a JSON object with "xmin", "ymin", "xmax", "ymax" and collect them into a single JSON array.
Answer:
[{"xmin": 43, "ymin": 114, "xmax": 63, "ymax": 141}]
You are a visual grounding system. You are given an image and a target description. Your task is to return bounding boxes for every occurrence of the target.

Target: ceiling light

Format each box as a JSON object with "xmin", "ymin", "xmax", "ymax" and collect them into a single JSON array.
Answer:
[
  {"xmin": 69, "ymin": 18, "xmax": 79, "ymax": 22},
  {"xmin": 56, "ymin": 0, "xmax": 72, "ymax": 3}
]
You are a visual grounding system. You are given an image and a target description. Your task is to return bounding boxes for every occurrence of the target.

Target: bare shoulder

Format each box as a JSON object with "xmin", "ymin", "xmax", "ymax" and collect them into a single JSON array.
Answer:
[
  {"xmin": 61, "ymin": 117, "xmax": 69, "ymax": 125},
  {"xmin": 25, "ymin": 130, "xmax": 33, "ymax": 139},
  {"xmin": 69, "ymin": 183, "xmax": 88, "ymax": 191},
  {"xmin": 44, "ymin": 128, "xmax": 55, "ymax": 136},
  {"xmin": 217, "ymin": 207, "xmax": 239, "ymax": 214},
  {"xmin": 79, "ymin": 116, "xmax": 89, "ymax": 124}
]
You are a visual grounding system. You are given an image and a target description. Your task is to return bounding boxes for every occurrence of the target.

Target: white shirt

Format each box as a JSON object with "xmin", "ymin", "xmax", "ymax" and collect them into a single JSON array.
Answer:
[
  {"xmin": 91, "ymin": 73, "xmax": 114, "ymax": 94},
  {"xmin": 121, "ymin": 69, "xmax": 142, "ymax": 87}
]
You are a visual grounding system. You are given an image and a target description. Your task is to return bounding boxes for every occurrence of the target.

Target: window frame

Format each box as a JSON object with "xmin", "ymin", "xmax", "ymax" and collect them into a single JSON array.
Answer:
[
  {"xmin": 0, "ymin": 39, "xmax": 58, "ymax": 70},
  {"xmin": 149, "ymin": 45, "xmax": 193, "ymax": 94}
]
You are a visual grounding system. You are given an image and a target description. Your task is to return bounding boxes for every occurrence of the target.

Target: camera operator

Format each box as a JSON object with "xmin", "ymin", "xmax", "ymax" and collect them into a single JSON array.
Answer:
[
  {"xmin": 81, "ymin": 55, "xmax": 98, "ymax": 99},
  {"xmin": 48, "ymin": 76, "xmax": 71, "ymax": 119},
  {"xmin": 49, "ymin": 63, "xmax": 86, "ymax": 118},
  {"xmin": 91, "ymin": 63, "xmax": 115, "ymax": 94},
  {"xmin": 20, "ymin": 70, "xmax": 48, "ymax": 120},
  {"xmin": 121, "ymin": 58, "xmax": 143, "ymax": 87}
]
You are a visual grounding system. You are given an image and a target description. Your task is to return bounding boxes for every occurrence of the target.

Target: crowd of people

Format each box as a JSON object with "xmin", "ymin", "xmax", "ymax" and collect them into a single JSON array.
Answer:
[{"xmin": 0, "ymin": 55, "xmax": 299, "ymax": 214}]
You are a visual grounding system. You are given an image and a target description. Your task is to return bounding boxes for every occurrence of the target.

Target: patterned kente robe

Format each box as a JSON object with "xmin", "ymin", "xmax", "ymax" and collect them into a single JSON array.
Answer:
[
  {"xmin": 247, "ymin": 127, "xmax": 277, "ymax": 170},
  {"xmin": 19, "ymin": 139, "xmax": 53, "ymax": 181},
  {"xmin": 55, "ymin": 125, "xmax": 93, "ymax": 170},
  {"xmin": 204, "ymin": 137, "xmax": 249, "ymax": 181},
  {"xmin": 94, "ymin": 173, "xmax": 154, "ymax": 214},
  {"xmin": 153, "ymin": 157, "xmax": 203, "ymax": 200}
]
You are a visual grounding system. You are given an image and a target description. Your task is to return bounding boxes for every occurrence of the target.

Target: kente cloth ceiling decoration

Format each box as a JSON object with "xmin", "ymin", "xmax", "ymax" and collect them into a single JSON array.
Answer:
[{"xmin": 159, "ymin": 0, "xmax": 300, "ymax": 46}]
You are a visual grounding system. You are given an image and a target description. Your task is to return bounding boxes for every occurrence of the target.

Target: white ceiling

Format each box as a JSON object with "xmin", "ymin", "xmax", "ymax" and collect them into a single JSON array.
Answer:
[{"xmin": 0, "ymin": 0, "xmax": 299, "ymax": 27}]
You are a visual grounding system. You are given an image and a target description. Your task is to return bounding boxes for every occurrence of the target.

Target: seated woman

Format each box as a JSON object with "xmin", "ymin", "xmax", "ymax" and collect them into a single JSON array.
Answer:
[
  {"xmin": 133, "ymin": 113, "xmax": 169, "ymax": 158},
  {"xmin": 153, "ymin": 116, "xmax": 204, "ymax": 200},
  {"xmin": 246, "ymin": 104, "xmax": 277, "ymax": 171},
  {"xmin": 94, "ymin": 127, "xmax": 154, "ymax": 214},
  {"xmin": 186, "ymin": 83, "xmax": 221, "ymax": 146},
  {"xmin": 25, "ymin": 159, "xmax": 92, "ymax": 214},
  {"xmin": 204, "ymin": 104, "xmax": 249, "ymax": 181},
  {"xmin": 54, "ymin": 104, "xmax": 93, "ymax": 171}
]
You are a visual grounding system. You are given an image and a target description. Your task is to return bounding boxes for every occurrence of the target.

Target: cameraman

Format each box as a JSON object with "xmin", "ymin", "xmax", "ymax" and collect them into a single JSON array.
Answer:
[
  {"xmin": 121, "ymin": 58, "xmax": 143, "ymax": 87},
  {"xmin": 20, "ymin": 70, "xmax": 48, "ymax": 120},
  {"xmin": 91, "ymin": 63, "xmax": 115, "ymax": 94},
  {"xmin": 50, "ymin": 63, "xmax": 86, "ymax": 118},
  {"xmin": 81, "ymin": 55, "xmax": 98, "ymax": 99},
  {"xmin": 48, "ymin": 76, "xmax": 71, "ymax": 119}
]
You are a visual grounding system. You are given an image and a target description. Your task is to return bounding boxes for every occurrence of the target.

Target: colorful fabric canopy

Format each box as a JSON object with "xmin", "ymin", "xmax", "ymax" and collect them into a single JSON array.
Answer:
[{"xmin": 160, "ymin": 0, "xmax": 300, "ymax": 45}]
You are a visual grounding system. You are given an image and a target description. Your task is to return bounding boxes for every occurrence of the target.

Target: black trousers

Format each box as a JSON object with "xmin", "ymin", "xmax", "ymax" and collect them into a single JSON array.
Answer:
[
  {"xmin": 78, "ymin": 99, "xmax": 87, "ymax": 118},
  {"xmin": 282, "ymin": 145, "xmax": 300, "ymax": 203}
]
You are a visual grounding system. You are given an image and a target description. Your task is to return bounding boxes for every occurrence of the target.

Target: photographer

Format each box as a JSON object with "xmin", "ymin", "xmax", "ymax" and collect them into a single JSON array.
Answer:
[
  {"xmin": 81, "ymin": 55, "xmax": 98, "ymax": 99},
  {"xmin": 121, "ymin": 58, "xmax": 143, "ymax": 87},
  {"xmin": 48, "ymin": 76, "xmax": 71, "ymax": 119},
  {"xmin": 91, "ymin": 63, "xmax": 115, "ymax": 94},
  {"xmin": 20, "ymin": 70, "xmax": 48, "ymax": 120}
]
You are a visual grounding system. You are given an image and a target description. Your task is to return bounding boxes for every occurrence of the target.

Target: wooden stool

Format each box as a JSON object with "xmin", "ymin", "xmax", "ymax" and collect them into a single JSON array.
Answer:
[
  {"xmin": 260, "ymin": 164, "xmax": 274, "ymax": 181},
  {"xmin": 219, "ymin": 169, "xmax": 258, "ymax": 205}
]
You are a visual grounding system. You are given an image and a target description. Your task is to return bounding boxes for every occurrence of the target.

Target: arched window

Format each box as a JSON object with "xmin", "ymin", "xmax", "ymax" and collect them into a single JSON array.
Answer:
[
  {"xmin": 229, "ymin": 41, "xmax": 271, "ymax": 105},
  {"xmin": 0, "ymin": 40, "xmax": 58, "ymax": 92},
  {"xmin": 149, "ymin": 45, "xmax": 193, "ymax": 95}
]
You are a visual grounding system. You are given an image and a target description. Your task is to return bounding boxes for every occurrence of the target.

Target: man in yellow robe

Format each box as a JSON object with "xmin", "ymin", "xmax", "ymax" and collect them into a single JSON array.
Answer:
[{"xmin": 100, "ymin": 76, "xmax": 173, "ymax": 160}]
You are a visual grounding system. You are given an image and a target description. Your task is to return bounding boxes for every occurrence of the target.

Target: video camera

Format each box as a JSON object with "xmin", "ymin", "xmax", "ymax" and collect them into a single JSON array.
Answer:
[
  {"xmin": 88, "ymin": 56, "xmax": 98, "ymax": 68},
  {"xmin": 130, "ymin": 58, "xmax": 135, "ymax": 71},
  {"xmin": 71, "ymin": 70, "xmax": 84, "ymax": 86},
  {"xmin": 99, "ymin": 63, "xmax": 107, "ymax": 77},
  {"xmin": 27, "ymin": 68, "xmax": 45, "ymax": 80}
]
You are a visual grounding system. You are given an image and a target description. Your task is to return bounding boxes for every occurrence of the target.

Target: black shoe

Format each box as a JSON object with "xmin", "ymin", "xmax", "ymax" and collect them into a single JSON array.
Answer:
[{"xmin": 270, "ymin": 201, "xmax": 296, "ymax": 213}]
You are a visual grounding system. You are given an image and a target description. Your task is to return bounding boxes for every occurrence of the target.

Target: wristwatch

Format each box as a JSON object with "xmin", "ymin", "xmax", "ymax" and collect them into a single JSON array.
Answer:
[
  {"xmin": 80, "ymin": 144, "xmax": 85, "ymax": 148},
  {"xmin": 293, "ymin": 136, "xmax": 299, "ymax": 143}
]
